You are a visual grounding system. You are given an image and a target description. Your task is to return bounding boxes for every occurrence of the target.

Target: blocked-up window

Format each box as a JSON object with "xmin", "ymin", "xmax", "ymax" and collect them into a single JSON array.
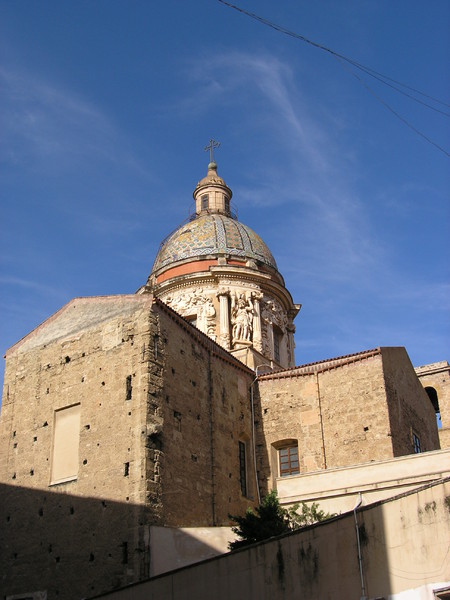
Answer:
[{"xmin": 50, "ymin": 404, "xmax": 81, "ymax": 484}]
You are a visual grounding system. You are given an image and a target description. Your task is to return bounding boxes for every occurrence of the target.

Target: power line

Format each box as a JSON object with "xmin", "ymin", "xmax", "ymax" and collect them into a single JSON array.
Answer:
[{"xmin": 217, "ymin": 0, "xmax": 450, "ymax": 157}]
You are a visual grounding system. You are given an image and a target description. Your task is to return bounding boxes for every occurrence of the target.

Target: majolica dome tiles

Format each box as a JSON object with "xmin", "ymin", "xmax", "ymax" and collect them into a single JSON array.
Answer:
[{"xmin": 152, "ymin": 214, "xmax": 277, "ymax": 273}]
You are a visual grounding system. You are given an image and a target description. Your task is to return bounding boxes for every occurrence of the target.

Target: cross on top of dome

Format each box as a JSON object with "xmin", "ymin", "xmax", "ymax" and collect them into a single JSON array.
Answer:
[{"xmin": 204, "ymin": 138, "xmax": 220, "ymax": 168}]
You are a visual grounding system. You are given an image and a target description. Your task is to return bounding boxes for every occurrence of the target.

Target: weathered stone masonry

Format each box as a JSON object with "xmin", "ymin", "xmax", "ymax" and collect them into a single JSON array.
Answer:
[
  {"xmin": 0, "ymin": 295, "xmax": 256, "ymax": 599},
  {"xmin": 255, "ymin": 348, "xmax": 439, "ymax": 495}
]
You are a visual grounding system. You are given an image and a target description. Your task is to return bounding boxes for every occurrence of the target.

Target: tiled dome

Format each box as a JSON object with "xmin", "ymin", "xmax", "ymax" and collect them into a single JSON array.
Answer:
[{"xmin": 151, "ymin": 213, "xmax": 278, "ymax": 274}]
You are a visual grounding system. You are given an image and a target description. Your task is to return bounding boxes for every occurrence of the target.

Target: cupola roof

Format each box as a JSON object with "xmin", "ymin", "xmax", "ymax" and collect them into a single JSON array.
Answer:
[
  {"xmin": 149, "ymin": 145, "xmax": 278, "ymax": 280},
  {"xmin": 151, "ymin": 212, "xmax": 277, "ymax": 274}
]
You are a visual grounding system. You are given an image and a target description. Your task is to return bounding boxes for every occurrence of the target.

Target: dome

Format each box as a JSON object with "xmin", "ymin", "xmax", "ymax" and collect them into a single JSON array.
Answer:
[{"xmin": 151, "ymin": 213, "xmax": 278, "ymax": 274}]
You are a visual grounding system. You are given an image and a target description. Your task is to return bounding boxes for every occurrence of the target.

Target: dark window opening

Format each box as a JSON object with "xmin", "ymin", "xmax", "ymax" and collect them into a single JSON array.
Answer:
[
  {"xmin": 412, "ymin": 432, "xmax": 421, "ymax": 454},
  {"xmin": 126, "ymin": 375, "xmax": 132, "ymax": 401},
  {"xmin": 201, "ymin": 194, "xmax": 209, "ymax": 210},
  {"xmin": 279, "ymin": 446, "xmax": 299, "ymax": 477},
  {"xmin": 425, "ymin": 386, "xmax": 441, "ymax": 429},
  {"xmin": 273, "ymin": 327, "xmax": 282, "ymax": 363},
  {"xmin": 239, "ymin": 441, "xmax": 247, "ymax": 496},
  {"xmin": 124, "ymin": 462, "xmax": 130, "ymax": 477},
  {"xmin": 122, "ymin": 542, "xmax": 128, "ymax": 564}
]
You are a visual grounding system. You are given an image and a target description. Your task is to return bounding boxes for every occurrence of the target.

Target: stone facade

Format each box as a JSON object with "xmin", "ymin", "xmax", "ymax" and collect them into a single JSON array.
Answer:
[
  {"xmin": 416, "ymin": 361, "xmax": 450, "ymax": 449},
  {"xmin": 0, "ymin": 295, "xmax": 256, "ymax": 599},
  {"xmin": 255, "ymin": 348, "xmax": 440, "ymax": 495}
]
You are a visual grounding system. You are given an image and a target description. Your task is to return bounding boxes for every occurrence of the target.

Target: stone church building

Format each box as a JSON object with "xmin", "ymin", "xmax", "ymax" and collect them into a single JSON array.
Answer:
[{"xmin": 0, "ymin": 156, "xmax": 448, "ymax": 599}]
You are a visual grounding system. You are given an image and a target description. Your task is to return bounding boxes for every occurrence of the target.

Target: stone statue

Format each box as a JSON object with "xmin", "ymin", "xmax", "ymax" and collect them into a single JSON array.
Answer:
[{"xmin": 231, "ymin": 292, "xmax": 254, "ymax": 343}]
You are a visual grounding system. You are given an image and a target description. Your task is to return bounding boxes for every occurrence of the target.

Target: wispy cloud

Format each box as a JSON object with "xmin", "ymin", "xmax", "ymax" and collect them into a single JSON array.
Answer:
[
  {"xmin": 0, "ymin": 67, "xmax": 148, "ymax": 176},
  {"xmin": 181, "ymin": 51, "xmax": 382, "ymax": 287},
  {"xmin": 0, "ymin": 276, "xmax": 70, "ymax": 300}
]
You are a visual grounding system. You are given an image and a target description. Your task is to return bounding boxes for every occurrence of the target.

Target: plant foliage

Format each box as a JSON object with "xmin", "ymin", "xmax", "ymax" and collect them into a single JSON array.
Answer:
[{"xmin": 229, "ymin": 491, "xmax": 335, "ymax": 550}]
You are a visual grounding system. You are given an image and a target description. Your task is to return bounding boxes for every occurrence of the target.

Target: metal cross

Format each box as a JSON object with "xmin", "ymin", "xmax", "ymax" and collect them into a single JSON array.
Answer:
[{"xmin": 204, "ymin": 139, "xmax": 220, "ymax": 163}]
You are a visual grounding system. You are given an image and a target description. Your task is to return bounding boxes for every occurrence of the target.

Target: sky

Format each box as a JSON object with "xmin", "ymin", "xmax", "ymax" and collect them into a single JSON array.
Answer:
[{"xmin": 1, "ymin": 0, "xmax": 449, "ymax": 387}]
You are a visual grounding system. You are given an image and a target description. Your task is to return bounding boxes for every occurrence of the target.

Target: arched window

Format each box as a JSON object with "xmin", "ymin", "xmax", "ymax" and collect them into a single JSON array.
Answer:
[
  {"xmin": 272, "ymin": 439, "xmax": 299, "ymax": 477},
  {"xmin": 425, "ymin": 386, "xmax": 441, "ymax": 429}
]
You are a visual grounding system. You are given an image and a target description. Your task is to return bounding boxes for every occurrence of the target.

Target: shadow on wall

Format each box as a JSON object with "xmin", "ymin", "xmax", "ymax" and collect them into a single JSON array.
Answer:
[
  {"xmin": 91, "ymin": 479, "xmax": 449, "ymax": 600},
  {"xmin": 0, "ymin": 483, "xmax": 222, "ymax": 600}
]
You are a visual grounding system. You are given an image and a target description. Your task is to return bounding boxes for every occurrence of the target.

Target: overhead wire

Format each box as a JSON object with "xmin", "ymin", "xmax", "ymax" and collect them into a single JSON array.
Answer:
[{"xmin": 217, "ymin": 0, "xmax": 450, "ymax": 157}]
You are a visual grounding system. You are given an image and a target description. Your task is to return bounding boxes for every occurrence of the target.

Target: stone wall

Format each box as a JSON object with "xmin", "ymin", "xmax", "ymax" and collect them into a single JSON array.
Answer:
[
  {"xmin": 153, "ymin": 301, "xmax": 257, "ymax": 527},
  {"xmin": 382, "ymin": 348, "xmax": 440, "ymax": 455},
  {"xmin": 0, "ymin": 296, "xmax": 256, "ymax": 599},
  {"xmin": 416, "ymin": 361, "xmax": 450, "ymax": 449},
  {"xmin": 255, "ymin": 348, "xmax": 440, "ymax": 493},
  {"xmin": 0, "ymin": 296, "xmax": 159, "ymax": 598}
]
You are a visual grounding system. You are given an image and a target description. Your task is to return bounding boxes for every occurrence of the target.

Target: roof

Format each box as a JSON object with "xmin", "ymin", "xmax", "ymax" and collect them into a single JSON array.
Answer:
[
  {"xmin": 257, "ymin": 348, "xmax": 383, "ymax": 380},
  {"xmin": 151, "ymin": 213, "xmax": 278, "ymax": 274},
  {"xmin": 5, "ymin": 295, "xmax": 154, "ymax": 356},
  {"xmin": 5, "ymin": 294, "xmax": 254, "ymax": 376}
]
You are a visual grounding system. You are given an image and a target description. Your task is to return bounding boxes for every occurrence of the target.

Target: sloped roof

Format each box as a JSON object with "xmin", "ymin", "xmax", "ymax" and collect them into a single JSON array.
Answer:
[{"xmin": 5, "ymin": 295, "xmax": 153, "ymax": 356}]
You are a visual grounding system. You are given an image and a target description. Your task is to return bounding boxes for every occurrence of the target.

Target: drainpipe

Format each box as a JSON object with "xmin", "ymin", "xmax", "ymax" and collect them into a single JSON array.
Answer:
[
  {"xmin": 353, "ymin": 493, "xmax": 367, "ymax": 600},
  {"xmin": 250, "ymin": 364, "xmax": 273, "ymax": 504},
  {"xmin": 315, "ymin": 372, "xmax": 327, "ymax": 469}
]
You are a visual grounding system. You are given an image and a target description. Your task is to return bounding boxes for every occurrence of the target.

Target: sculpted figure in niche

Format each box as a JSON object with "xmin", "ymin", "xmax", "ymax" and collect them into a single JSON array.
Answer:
[{"xmin": 231, "ymin": 292, "xmax": 254, "ymax": 343}]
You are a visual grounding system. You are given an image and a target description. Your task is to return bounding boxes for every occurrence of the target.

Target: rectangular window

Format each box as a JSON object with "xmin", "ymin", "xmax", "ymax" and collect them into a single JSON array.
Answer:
[
  {"xmin": 50, "ymin": 404, "xmax": 81, "ymax": 484},
  {"xmin": 413, "ymin": 432, "xmax": 421, "ymax": 453},
  {"xmin": 125, "ymin": 375, "xmax": 132, "ymax": 400},
  {"xmin": 279, "ymin": 446, "xmax": 299, "ymax": 477},
  {"xmin": 239, "ymin": 441, "xmax": 247, "ymax": 496},
  {"xmin": 201, "ymin": 194, "xmax": 209, "ymax": 210},
  {"xmin": 273, "ymin": 333, "xmax": 280, "ymax": 363}
]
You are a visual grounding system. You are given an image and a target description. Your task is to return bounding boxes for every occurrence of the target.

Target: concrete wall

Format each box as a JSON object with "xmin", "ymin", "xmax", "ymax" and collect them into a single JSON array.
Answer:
[
  {"xmin": 276, "ymin": 447, "xmax": 450, "ymax": 514},
  {"xmin": 91, "ymin": 478, "xmax": 450, "ymax": 600},
  {"xmin": 149, "ymin": 526, "xmax": 236, "ymax": 576}
]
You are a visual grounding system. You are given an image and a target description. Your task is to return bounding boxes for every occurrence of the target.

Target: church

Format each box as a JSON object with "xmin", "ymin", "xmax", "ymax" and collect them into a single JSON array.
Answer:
[{"xmin": 0, "ymin": 149, "xmax": 448, "ymax": 600}]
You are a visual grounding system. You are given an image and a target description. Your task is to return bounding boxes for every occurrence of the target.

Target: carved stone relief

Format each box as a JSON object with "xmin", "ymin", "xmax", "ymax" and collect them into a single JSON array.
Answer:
[
  {"xmin": 163, "ymin": 288, "xmax": 217, "ymax": 339},
  {"xmin": 161, "ymin": 284, "xmax": 294, "ymax": 367}
]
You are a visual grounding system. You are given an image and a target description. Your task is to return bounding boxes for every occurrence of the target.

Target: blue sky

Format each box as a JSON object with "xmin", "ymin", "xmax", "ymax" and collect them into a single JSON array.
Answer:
[{"xmin": 1, "ymin": 0, "xmax": 449, "ymax": 385}]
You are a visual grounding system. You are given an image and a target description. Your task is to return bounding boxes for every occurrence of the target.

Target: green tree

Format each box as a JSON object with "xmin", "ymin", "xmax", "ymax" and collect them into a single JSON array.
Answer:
[
  {"xmin": 229, "ymin": 492, "xmax": 334, "ymax": 550},
  {"xmin": 287, "ymin": 501, "xmax": 335, "ymax": 530}
]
